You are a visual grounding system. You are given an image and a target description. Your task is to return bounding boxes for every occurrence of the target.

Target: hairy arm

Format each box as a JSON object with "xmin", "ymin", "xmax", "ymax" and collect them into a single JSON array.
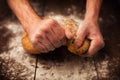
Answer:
[
  {"xmin": 7, "ymin": 0, "xmax": 65, "ymax": 53},
  {"xmin": 85, "ymin": 0, "xmax": 102, "ymax": 22},
  {"xmin": 7, "ymin": 0, "xmax": 41, "ymax": 32},
  {"xmin": 74, "ymin": 0, "xmax": 104, "ymax": 57}
]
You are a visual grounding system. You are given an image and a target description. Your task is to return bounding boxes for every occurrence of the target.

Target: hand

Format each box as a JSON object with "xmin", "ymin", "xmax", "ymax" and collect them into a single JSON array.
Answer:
[
  {"xmin": 27, "ymin": 18, "xmax": 66, "ymax": 53},
  {"xmin": 74, "ymin": 20, "xmax": 105, "ymax": 57}
]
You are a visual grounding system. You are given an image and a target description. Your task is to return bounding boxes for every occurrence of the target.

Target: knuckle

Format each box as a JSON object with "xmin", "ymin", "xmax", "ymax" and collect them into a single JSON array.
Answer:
[
  {"xmin": 40, "ymin": 27, "xmax": 49, "ymax": 34},
  {"xmin": 50, "ymin": 47, "xmax": 55, "ymax": 51},
  {"xmin": 43, "ymin": 29, "xmax": 49, "ymax": 34},
  {"xmin": 48, "ymin": 18, "xmax": 56, "ymax": 24},
  {"xmin": 101, "ymin": 40, "xmax": 105, "ymax": 48},
  {"xmin": 30, "ymin": 37, "xmax": 37, "ymax": 44},
  {"xmin": 48, "ymin": 19, "xmax": 59, "ymax": 28},
  {"xmin": 87, "ymin": 52, "xmax": 95, "ymax": 57},
  {"xmin": 54, "ymin": 41, "xmax": 61, "ymax": 48},
  {"xmin": 96, "ymin": 38, "xmax": 105, "ymax": 47},
  {"xmin": 94, "ymin": 41, "xmax": 105, "ymax": 52},
  {"xmin": 99, "ymin": 40, "xmax": 105, "ymax": 47}
]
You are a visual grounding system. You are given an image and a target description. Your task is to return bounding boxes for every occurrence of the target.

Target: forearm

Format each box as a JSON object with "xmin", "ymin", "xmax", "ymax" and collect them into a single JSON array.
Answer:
[
  {"xmin": 7, "ymin": 0, "xmax": 41, "ymax": 32},
  {"xmin": 85, "ymin": 0, "xmax": 102, "ymax": 22}
]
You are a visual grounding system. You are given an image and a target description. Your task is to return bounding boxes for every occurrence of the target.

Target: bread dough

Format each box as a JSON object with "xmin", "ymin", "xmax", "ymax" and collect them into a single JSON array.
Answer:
[{"xmin": 22, "ymin": 32, "xmax": 40, "ymax": 53}]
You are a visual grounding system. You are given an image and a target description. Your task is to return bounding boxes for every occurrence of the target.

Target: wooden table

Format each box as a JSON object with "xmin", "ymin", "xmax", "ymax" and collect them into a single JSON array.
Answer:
[{"xmin": 0, "ymin": 0, "xmax": 120, "ymax": 80}]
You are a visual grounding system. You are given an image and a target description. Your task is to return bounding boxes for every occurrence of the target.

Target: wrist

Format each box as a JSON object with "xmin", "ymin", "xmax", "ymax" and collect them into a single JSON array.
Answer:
[
  {"xmin": 23, "ymin": 17, "xmax": 42, "ymax": 33},
  {"xmin": 84, "ymin": 13, "xmax": 99, "ymax": 23}
]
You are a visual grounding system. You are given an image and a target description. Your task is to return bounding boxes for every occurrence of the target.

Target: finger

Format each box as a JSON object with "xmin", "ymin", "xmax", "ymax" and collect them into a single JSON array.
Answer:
[
  {"xmin": 34, "ymin": 41, "xmax": 48, "ymax": 53},
  {"xmin": 52, "ymin": 21, "xmax": 65, "ymax": 41},
  {"xmin": 65, "ymin": 27, "xmax": 73, "ymax": 39},
  {"xmin": 45, "ymin": 35, "xmax": 56, "ymax": 51},
  {"xmin": 51, "ymin": 25, "xmax": 65, "ymax": 48},
  {"xmin": 41, "ymin": 20, "xmax": 63, "ymax": 48},
  {"xmin": 45, "ymin": 19, "xmax": 66, "ymax": 47},
  {"xmin": 60, "ymin": 37, "xmax": 67, "ymax": 46},
  {"xmin": 74, "ymin": 28, "xmax": 87, "ymax": 48},
  {"xmin": 29, "ymin": 33, "xmax": 48, "ymax": 53},
  {"xmin": 39, "ymin": 37, "xmax": 55, "ymax": 52},
  {"xmin": 36, "ymin": 33, "xmax": 55, "ymax": 52},
  {"xmin": 43, "ymin": 26, "xmax": 61, "ymax": 48},
  {"xmin": 87, "ymin": 39, "xmax": 105, "ymax": 56}
]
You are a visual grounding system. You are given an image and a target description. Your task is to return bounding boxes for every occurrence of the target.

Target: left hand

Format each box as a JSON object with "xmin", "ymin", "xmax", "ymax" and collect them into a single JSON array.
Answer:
[{"xmin": 74, "ymin": 19, "xmax": 105, "ymax": 57}]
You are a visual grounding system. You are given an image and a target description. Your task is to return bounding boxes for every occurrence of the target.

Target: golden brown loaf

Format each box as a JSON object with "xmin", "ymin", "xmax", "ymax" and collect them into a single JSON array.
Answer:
[{"xmin": 22, "ymin": 32, "xmax": 40, "ymax": 53}]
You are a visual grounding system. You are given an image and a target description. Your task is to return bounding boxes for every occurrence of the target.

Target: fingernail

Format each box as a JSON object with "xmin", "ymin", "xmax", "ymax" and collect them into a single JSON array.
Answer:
[{"xmin": 73, "ymin": 40, "xmax": 79, "ymax": 48}]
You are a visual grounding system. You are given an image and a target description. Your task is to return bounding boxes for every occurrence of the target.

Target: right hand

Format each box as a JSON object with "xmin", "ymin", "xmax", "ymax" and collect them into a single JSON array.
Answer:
[{"xmin": 26, "ymin": 18, "xmax": 66, "ymax": 53}]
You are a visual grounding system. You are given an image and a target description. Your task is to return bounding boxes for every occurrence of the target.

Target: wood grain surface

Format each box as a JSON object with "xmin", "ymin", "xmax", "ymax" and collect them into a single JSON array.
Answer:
[{"xmin": 0, "ymin": 0, "xmax": 120, "ymax": 80}]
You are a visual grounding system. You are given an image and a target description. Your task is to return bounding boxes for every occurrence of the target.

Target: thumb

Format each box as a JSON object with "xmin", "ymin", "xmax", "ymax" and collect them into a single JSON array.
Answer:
[{"xmin": 65, "ymin": 27, "xmax": 74, "ymax": 39}]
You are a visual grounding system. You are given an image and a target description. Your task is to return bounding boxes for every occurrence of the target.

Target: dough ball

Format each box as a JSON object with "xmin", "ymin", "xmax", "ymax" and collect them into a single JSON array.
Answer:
[
  {"xmin": 64, "ymin": 19, "xmax": 90, "ymax": 55},
  {"xmin": 22, "ymin": 32, "xmax": 40, "ymax": 53},
  {"xmin": 67, "ymin": 39, "xmax": 90, "ymax": 55}
]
